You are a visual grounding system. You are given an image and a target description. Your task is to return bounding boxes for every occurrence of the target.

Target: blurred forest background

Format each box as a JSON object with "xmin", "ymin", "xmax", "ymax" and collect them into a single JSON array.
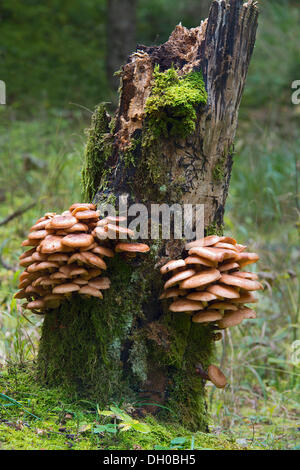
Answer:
[{"xmin": 0, "ymin": 0, "xmax": 299, "ymax": 450}]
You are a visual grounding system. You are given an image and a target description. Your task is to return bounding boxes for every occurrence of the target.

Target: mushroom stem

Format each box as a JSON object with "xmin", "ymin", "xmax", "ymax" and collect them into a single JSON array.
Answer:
[{"xmin": 195, "ymin": 363, "xmax": 209, "ymax": 380}]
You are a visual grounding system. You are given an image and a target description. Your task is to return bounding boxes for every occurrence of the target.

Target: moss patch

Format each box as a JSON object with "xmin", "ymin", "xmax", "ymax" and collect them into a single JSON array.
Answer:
[
  {"xmin": 81, "ymin": 104, "xmax": 113, "ymax": 201},
  {"xmin": 144, "ymin": 65, "xmax": 207, "ymax": 141},
  {"xmin": 0, "ymin": 364, "xmax": 241, "ymax": 450}
]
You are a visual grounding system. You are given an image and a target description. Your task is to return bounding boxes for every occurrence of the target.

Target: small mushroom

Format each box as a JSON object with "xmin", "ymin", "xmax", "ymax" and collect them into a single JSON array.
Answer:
[{"xmin": 207, "ymin": 365, "xmax": 227, "ymax": 388}]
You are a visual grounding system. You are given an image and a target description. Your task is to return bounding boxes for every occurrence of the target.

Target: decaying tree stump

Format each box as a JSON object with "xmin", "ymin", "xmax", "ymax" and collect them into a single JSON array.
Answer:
[{"xmin": 38, "ymin": 0, "xmax": 258, "ymax": 431}]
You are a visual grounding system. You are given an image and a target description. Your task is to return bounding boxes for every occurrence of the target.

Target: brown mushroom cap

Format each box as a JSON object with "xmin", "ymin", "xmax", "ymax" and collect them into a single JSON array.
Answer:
[
  {"xmin": 88, "ymin": 277, "xmax": 111, "ymax": 290},
  {"xmin": 27, "ymin": 299, "xmax": 45, "ymax": 310},
  {"xmin": 231, "ymin": 292, "xmax": 258, "ymax": 304},
  {"xmin": 74, "ymin": 209, "xmax": 100, "ymax": 220},
  {"xmin": 233, "ymin": 271, "xmax": 258, "ymax": 280},
  {"xmin": 164, "ymin": 269, "xmax": 196, "ymax": 290},
  {"xmin": 19, "ymin": 248, "xmax": 36, "ymax": 260},
  {"xmin": 160, "ymin": 259, "xmax": 186, "ymax": 274},
  {"xmin": 210, "ymin": 302, "xmax": 238, "ymax": 311},
  {"xmin": 80, "ymin": 252, "xmax": 107, "ymax": 270},
  {"xmin": 169, "ymin": 299, "xmax": 203, "ymax": 312},
  {"xmin": 78, "ymin": 285, "xmax": 103, "ymax": 298},
  {"xmin": 64, "ymin": 222, "xmax": 89, "ymax": 233},
  {"xmin": 184, "ymin": 256, "xmax": 216, "ymax": 268},
  {"xmin": 207, "ymin": 283, "xmax": 240, "ymax": 299},
  {"xmin": 188, "ymin": 246, "xmax": 225, "ymax": 263},
  {"xmin": 180, "ymin": 269, "xmax": 221, "ymax": 289},
  {"xmin": 186, "ymin": 291, "xmax": 218, "ymax": 302},
  {"xmin": 192, "ymin": 310, "xmax": 223, "ymax": 323},
  {"xmin": 207, "ymin": 365, "xmax": 227, "ymax": 388},
  {"xmin": 220, "ymin": 274, "xmax": 263, "ymax": 291},
  {"xmin": 28, "ymin": 230, "xmax": 49, "ymax": 240},
  {"xmin": 39, "ymin": 236, "xmax": 64, "ymax": 253},
  {"xmin": 69, "ymin": 202, "xmax": 96, "ymax": 212},
  {"xmin": 47, "ymin": 253, "xmax": 69, "ymax": 263},
  {"xmin": 62, "ymin": 233, "xmax": 94, "ymax": 248},
  {"xmin": 217, "ymin": 311, "xmax": 245, "ymax": 329},
  {"xmin": 105, "ymin": 224, "xmax": 135, "ymax": 239},
  {"xmin": 218, "ymin": 261, "xmax": 240, "ymax": 272},
  {"xmin": 115, "ymin": 242, "xmax": 150, "ymax": 253},
  {"xmin": 48, "ymin": 214, "xmax": 78, "ymax": 229},
  {"xmin": 185, "ymin": 235, "xmax": 221, "ymax": 250},
  {"xmin": 53, "ymin": 283, "xmax": 80, "ymax": 294},
  {"xmin": 159, "ymin": 288, "xmax": 186, "ymax": 299},
  {"xmin": 92, "ymin": 246, "xmax": 114, "ymax": 257}
]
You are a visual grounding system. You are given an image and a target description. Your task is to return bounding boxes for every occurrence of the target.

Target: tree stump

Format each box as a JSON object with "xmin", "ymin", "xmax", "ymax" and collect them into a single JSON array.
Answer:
[{"xmin": 38, "ymin": 0, "xmax": 258, "ymax": 431}]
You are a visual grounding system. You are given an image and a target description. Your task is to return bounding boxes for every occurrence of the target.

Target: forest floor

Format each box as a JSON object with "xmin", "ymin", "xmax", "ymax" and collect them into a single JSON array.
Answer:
[{"xmin": 0, "ymin": 363, "xmax": 298, "ymax": 451}]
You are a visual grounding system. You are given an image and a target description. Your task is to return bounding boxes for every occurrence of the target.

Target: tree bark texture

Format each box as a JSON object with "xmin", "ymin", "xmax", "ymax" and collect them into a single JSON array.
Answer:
[{"xmin": 38, "ymin": 1, "xmax": 258, "ymax": 431}]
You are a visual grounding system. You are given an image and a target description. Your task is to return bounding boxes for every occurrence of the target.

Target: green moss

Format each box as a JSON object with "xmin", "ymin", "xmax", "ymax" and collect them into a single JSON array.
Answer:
[
  {"xmin": 213, "ymin": 155, "xmax": 226, "ymax": 181},
  {"xmin": 144, "ymin": 65, "xmax": 207, "ymax": 141},
  {"xmin": 81, "ymin": 103, "xmax": 113, "ymax": 201},
  {"xmin": 0, "ymin": 365, "xmax": 241, "ymax": 450},
  {"xmin": 206, "ymin": 222, "xmax": 224, "ymax": 236}
]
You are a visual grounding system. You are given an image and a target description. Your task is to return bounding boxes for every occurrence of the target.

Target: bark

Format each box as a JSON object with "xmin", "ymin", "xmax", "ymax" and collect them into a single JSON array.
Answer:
[
  {"xmin": 106, "ymin": 0, "xmax": 137, "ymax": 91},
  {"xmin": 38, "ymin": 0, "xmax": 258, "ymax": 431}
]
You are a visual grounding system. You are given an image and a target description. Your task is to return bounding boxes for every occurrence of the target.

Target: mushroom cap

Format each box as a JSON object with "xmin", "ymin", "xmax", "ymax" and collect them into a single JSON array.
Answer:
[
  {"xmin": 231, "ymin": 292, "xmax": 258, "ymax": 304},
  {"xmin": 213, "ymin": 242, "xmax": 239, "ymax": 252},
  {"xmin": 217, "ymin": 311, "xmax": 245, "ymax": 329},
  {"xmin": 184, "ymin": 256, "xmax": 215, "ymax": 268},
  {"xmin": 71, "ymin": 205, "xmax": 98, "ymax": 216},
  {"xmin": 164, "ymin": 269, "xmax": 196, "ymax": 290},
  {"xmin": 78, "ymin": 285, "xmax": 103, "ymax": 298},
  {"xmin": 210, "ymin": 302, "xmax": 238, "ymax": 311},
  {"xmin": 53, "ymin": 283, "xmax": 80, "ymax": 294},
  {"xmin": 19, "ymin": 248, "xmax": 36, "ymax": 260},
  {"xmin": 160, "ymin": 259, "xmax": 186, "ymax": 274},
  {"xmin": 47, "ymin": 253, "xmax": 69, "ymax": 263},
  {"xmin": 236, "ymin": 252, "xmax": 259, "ymax": 267},
  {"xmin": 74, "ymin": 209, "xmax": 100, "ymax": 220},
  {"xmin": 115, "ymin": 242, "xmax": 150, "ymax": 253},
  {"xmin": 105, "ymin": 224, "xmax": 135, "ymax": 238},
  {"xmin": 27, "ymin": 261, "xmax": 59, "ymax": 273},
  {"xmin": 192, "ymin": 310, "xmax": 223, "ymax": 323},
  {"xmin": 94, "ymin": 226, "xmax": 108, "ymax": 240},
  {"xmin": 207, "ymin": 283, "xmax": 240, "ymax": 299},
  {"xmin": 14, "ymin": 289, "xmax": 28, "ymax": 299},
  {"xmin": 169, "ymin": 299, "xmax": 203, "ymax": 312},
  {"xmin": 239, "ymin": 307, "xmax": 256, "ymax": 319},
  {"xmin": 92, "ymin": 246, "xmax": 114, "ymax": 257},
  {"xmin": 233, "ymin": 271, "xmax": 258, "ymax": 280},
  {"xmin": 69, "ymin": 202, "xmax": 96, "ymax": 212},
  {"xmin": 28, "ymin": 229, "xmax": 49, "ymax": 240},
  {"xmin": 207, "ymin": 365, "xmax": 227, "ymax": 388},
  {"xmin": 218, "ymin": 261, "xmax": 240, "ymax": 272},
  {"xmin": 220, "ymin": 274, "xmax": 263, "ymax": 291},
  {"xmin": 188, "ymin": 247, "xmax": 225, "ymax": 263},
  {"xmin": 186, "ymin": 291, "xmax": 218, "ymax": 302},
  {"xmin": 159, "ymin": 288, "xmax": 186, "ymax": 299},
  {"xmin": 80, "ymin": 251, "xmax": 107, "ymax": 270},
  {"xmin": 180, "ymin": 269, "xmax": 221, "ymax": 289},
  {"xmin": 48, "ymin": 214, "xmax": 78, "ymax": 229},
  {"xmin": 69, "ymin": 267, "xmax": 88, "ymax": 277},
  {"xmin": 88, "ymin": 277, "xmax": 111, "ymax": 290},
  {"xmin": 67, "ymin": 252, "xmax": 86, "ymax": 265},
  {"xmin": 62, "ymin": 233, "xmax": 94, "ymax": 248},
  {"xmin": 185, "ymin": 235, "xmax": 221, "ymax": 250},
  {"xmin": 39, "ymin": 236, "xmax": 64, "ymax": 253},
  {"xmin": 64, "ymin": 222, "xmax": 89, "ymax": 233},
  {"xmin": 29, "ymin": 220, "xmax": 48, "ymax": 232},
  {"xmin": 27, "ymin": 299, "xmax": 45, "ymax": 310}
]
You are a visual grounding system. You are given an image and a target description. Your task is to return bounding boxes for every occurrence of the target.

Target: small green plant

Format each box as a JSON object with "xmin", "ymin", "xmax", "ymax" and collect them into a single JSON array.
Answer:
[{"xmin": 93, "ymin": 404, "xmax": 150, "ymax": 435}]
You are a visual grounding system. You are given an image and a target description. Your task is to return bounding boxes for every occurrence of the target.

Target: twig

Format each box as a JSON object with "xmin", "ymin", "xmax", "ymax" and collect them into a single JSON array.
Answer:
[{"xmin": 0, "ymin": 202, "xmax": 35, "ymax": 227}]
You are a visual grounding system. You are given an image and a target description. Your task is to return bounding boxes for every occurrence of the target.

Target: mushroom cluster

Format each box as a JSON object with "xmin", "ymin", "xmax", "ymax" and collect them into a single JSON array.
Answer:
[
  {"xmin": 160, "ymin": 234, "xmax": 263, "ymax": 327},
  {"xmin": 159, "ymin": 234, "xmax": 263, "ymax": 387},
  {"xmin": 15, "ymin": 203, "xmax": 150, "ymax": 314}
]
